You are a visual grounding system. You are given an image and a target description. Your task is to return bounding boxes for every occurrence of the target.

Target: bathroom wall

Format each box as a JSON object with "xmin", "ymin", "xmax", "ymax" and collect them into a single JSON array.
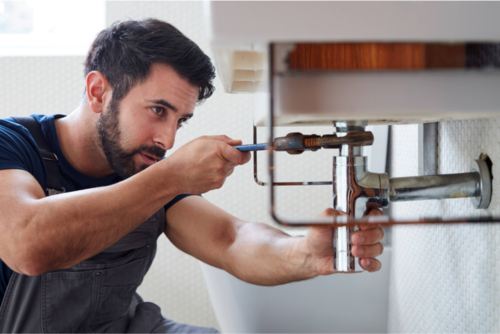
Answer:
[
  {"xmin": 387, "ymin": 120, "xmax": 500, "ymax": 332},
  {"xmin": 0, "ymin": 1, "xmax": 337, "ymax": 330},
  {"xmin": 10, "ymin": 1, "xmax": 494, "ymax": 332}
]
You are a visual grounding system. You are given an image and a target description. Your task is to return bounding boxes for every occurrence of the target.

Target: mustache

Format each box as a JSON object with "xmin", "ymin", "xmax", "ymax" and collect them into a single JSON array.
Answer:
[
  {"xmin": 139, "ymin": 144, "xmax": 166, "ymax": 159},
  {"xmin": 124, "ymin": 144, "xmax": 166, "ymax": 160}
]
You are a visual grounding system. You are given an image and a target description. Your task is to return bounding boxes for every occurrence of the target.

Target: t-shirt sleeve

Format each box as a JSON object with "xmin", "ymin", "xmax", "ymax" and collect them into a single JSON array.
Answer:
[
  {"xmin": 0, "ymin": 121, "xmax": 46, "ymax": 188},
  {"xmin": 164, "ymin": 194, "xmax": 201, "ymax": 212}
]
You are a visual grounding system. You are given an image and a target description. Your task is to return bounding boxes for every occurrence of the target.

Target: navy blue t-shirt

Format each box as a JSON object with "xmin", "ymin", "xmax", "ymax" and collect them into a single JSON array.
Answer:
[{"xmin": 0, "ymin": 114, "xmax": 193, "ymax": 304}]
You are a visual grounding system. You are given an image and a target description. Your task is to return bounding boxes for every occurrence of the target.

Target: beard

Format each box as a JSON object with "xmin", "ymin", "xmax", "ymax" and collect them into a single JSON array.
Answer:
[{"xmin": 97, "ymin": 98, "xmax": 166, "ymax": 179}]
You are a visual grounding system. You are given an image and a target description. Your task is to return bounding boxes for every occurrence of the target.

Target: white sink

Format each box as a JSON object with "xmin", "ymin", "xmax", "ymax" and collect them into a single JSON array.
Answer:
[
  {"xmin": 201, "ymin": 248, "xmax": 391, "ymax": 333},
  {"xmin": 250, "ymin": 72, "xmax": 500, "ymax": 127}
]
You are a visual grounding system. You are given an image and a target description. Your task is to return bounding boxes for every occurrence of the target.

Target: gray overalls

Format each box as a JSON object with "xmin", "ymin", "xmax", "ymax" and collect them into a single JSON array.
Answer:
[{"xmin": 0, "ymin": 117, "xmax": 218, "ymax": 333}]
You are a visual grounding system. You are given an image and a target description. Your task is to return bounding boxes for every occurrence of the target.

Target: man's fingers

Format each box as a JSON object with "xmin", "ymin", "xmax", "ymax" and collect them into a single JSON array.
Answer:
[
  {"xmin": 241, "ymin": 151, "xmax": 251, "ymax": 164},
  {"xmin": 352, "ymin": 243, "xmax": 384, "ymax": 258},
  {"xmin": 367, "ymin": 208, "xmax": 384, "ymax": 216},
  {"xmin": 358, "ymin": 223, "xmax": 381, "ymax": 231},
  {"xmin": 359, "ymin": 258, "xmax": 382, "ymax": 272},
  {"xmin": 352, "ymin": 226, "xmax": 384, "ymax": 245},
  {"xmin": 225, "ymin": 168, "xmax": 234, "ymax": 178},
  {"xmin": 201, "ymin": 135, "xmax": 242, "ymax": 146},
  {"xmin": 317, "ymin": 208, "xmax": 348, "ymax": 218},
  {"xmin": 222, "ymin": 144, "xmax": 250, "ymax": 165}
]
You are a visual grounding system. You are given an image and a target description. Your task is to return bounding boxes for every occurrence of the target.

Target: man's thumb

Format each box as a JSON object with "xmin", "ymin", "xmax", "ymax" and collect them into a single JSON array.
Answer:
[{"xmin": 222, "ymin": 144, "xmax": 246, "ymax": 165}]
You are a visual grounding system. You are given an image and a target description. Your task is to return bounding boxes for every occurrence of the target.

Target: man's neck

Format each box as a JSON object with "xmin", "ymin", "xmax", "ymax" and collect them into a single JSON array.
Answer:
[{"xmin": 55, "ymin": 105, "xmax": 115, "ymax": 178}]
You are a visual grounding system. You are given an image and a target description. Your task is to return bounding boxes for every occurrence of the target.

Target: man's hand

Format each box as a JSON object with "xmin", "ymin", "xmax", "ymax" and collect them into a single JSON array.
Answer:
[
  {"xmin": 165, "ymin": 135, "xmax": 251, "ymax": 194},
  {"xmin": 303, "ymin": 208, "xmax": 385, "ymax": 275}
]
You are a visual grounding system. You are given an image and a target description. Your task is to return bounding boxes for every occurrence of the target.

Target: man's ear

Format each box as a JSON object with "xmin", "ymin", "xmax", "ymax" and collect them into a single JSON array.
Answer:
[{"xmin": 86, "ymin": 71, "xmax": 112, "ymax": 114}]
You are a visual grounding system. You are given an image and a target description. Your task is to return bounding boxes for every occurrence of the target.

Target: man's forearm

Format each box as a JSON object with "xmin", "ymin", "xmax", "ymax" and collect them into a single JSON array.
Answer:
[
  {"xmin": 166, "ymin": 198, "xmax": 384, "ymax": 284},
  {"xmin": 2, "ymin": 160, "xmax": 179, "ymax": 275},
  {"xmin": 223, "ymin": 222, "xmax": 317, "ymax": 286}
]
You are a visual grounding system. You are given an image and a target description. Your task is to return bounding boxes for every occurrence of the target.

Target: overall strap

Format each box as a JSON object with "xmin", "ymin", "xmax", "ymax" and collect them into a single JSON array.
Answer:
[{"xmin": 11, "ymin": 117, "xmax": 65, "ymax": 196}]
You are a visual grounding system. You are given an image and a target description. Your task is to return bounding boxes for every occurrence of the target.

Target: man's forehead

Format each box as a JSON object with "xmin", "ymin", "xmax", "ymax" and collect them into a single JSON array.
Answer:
[
  {"xmin": 135, "ymin": 63, "xmax": 199, "ymax": 109},
  {"xmin": 147, "ymin": 64, "xmax": 198, "ymax": 94}
]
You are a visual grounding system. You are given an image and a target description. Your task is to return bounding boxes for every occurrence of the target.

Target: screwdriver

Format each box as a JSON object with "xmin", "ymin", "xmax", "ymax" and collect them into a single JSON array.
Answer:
[
  {"xmin": 234, "ymin": 143, "xmax": 268, "ymax": 152},
  {"xmin": 234, "ymin": 132, "xmax": 374, "ymax": 154}
]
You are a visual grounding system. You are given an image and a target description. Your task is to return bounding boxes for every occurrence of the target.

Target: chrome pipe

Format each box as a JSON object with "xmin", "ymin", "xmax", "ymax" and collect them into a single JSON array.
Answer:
[
  {"xmin": 418, "ymin": 123, "xmax": 438, "ymax": 176},
  {"xmin": 331, "ymin": 121, "xmax": 491, "ymax": 273},
  {"xmin": 333, "ymin": 225, "xmax": 359, "ymax": 272},
  {"xmin": 333, "ymin": 156, "xmax": 362, "ymax": 272},
  {"xmin": 340, "ymin": 144, "xmax": 362, "ymax": 157},
  {"xmin": 389, "ymin": 173, "xmax": 479, "ymax": 202},
  {"xmin": 332, "ymin": 133, "xmax": 491, "ymax": 272},
  {"xmin": 333, "ymin": 155, "xmax": 389, "ymax": 272},
  {"xmin": 386, "ymin": 158, "xmax": 491, "ymax": 209},
  {"xmin": 333, "ymin": 122, "xmax": 367, "ymax": 273}
]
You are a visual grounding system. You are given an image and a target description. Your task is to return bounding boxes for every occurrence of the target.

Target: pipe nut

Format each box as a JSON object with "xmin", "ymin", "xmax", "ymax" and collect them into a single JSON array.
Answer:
[{"xmin": 470, "ymin": 158, "xmax": 492, "ymax": 209}]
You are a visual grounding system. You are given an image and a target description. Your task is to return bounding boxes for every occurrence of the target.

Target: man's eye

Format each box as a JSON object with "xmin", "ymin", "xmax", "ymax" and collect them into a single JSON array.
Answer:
[
  {"xmin": 177, "ymin": 118, "xmax": 189, "ymax": 127},
  {"xmin": 151, "ymin": 107, "xmax": 166, "ymax": 116}
]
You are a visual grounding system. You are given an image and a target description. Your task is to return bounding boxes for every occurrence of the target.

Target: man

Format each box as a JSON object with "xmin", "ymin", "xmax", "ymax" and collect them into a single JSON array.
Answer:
[{"xmin": 0, "ymin": 19, "xmax": 384, "ymax": 332}]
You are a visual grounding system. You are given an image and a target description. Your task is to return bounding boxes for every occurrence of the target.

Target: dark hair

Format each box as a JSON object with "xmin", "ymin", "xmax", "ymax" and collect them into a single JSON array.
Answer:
[{"xmin": 84, "ymin": 18, "xmax": 216, "ymax": 103}]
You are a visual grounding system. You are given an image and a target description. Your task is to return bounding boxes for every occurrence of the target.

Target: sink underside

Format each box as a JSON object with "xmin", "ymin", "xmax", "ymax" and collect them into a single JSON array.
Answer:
[{"xmin": 254, "ymin": 71, "xmax": 500, "ymax": 127}]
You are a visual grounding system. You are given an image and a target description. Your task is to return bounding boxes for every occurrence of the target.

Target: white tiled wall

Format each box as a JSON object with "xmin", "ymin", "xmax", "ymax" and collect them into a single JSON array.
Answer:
[
  {"xmin": 388, "ymin": 121, "xmax": 500, "ymax": 332},
  {"xmin": 5, "ymin": 2, "xmax": 498, "ymax": 331},
  {"xmin": 0, "ymin": 56, "xmax": 85, "ymax": 116}
]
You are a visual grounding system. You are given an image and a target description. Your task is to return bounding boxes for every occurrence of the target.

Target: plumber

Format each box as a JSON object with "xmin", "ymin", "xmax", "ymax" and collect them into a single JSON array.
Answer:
[{"xmin": 0, "ymin": 18, "xmax": 384, "ymax": 333}]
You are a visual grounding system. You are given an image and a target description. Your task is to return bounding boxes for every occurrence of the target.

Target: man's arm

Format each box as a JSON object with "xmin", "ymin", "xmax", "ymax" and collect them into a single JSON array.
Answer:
[
  {"xmin": 165, "ymin": 196, "xmax": 384, "ymax": 286},
  {"xmin": 0, "ymin": 164, "xmax": 176, "ymax": 276},
  {"xmin": 0, "ymin": 136, "xmax": 249, "ymax": 276}
]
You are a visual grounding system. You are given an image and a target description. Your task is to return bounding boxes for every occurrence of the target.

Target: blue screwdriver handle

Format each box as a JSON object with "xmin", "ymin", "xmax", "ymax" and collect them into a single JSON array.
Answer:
[{"xmin": 234, "ymin": 143, "xmax": 269, "ymax": 152}]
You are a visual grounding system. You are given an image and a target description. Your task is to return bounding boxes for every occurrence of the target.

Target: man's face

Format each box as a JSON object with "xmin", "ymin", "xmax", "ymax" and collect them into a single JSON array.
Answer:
[{"xmin": 97, "ymin": 63, "xmax": 199, "ymax": 179}]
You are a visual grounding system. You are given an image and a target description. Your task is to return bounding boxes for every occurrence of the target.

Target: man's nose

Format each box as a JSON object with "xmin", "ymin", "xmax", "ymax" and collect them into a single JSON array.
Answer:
[{"xmin": 154, "ymin": 125, "xmax": 176, "ymax": 151}]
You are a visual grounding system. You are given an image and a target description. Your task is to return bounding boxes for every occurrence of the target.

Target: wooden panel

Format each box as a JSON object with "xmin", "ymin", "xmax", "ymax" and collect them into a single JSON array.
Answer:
[
  {"xmin": 425, "ymin": 44, "xmax": 466, "ymax": 68},
  {"xmin": 288, "ymin": 43, "xmax": 466, "ymax": 71}
]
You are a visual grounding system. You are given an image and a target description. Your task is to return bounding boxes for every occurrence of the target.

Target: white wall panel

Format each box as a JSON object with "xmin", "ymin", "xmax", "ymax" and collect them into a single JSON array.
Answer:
[
  {"xmin": 0, "ymin": 56, "xmax": 84, "ymax": 118},
  {"xmin": 388, "ymin": 120, "xmax": 500, "ymax": 332}
]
